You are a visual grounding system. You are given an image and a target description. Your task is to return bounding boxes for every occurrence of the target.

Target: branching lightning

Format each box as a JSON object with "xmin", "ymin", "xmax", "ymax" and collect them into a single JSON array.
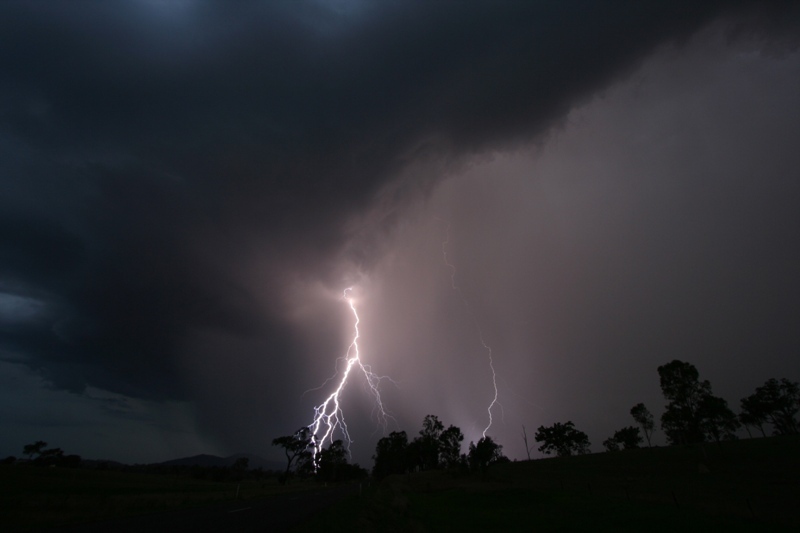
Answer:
[
  {"xmin": 303, "ymin": 219, "xmax": 499, "ymax": 461},
  {"xmin": 307, "ymin": 287, "xmax": 391, "ymax": 459},
  {"xmin": 441, "ymin": 221, "xmax": 501, "ymax": 438}
]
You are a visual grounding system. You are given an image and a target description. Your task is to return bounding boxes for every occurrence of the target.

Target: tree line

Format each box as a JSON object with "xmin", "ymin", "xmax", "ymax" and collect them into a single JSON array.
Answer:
[
  {"xmin": 272, "ymin": 414, "xmax": 510, "ymax": 483},
  {"xmin": 272, "ymin": 359, "xmax": 797, "ymax": 478},
  {"xmin": 371, "ymin": 414, "xmax": 509, "ymax": 479},
  {"xmin": 3, "ymin": 440, "xmax": 83, "ymax": 467},
  {"xmin": 271, "ymin": 428, "xmax": 368, "ymax": 484},
  {"xmin": 532, "ymin": 360, "xmax": 799, "ymax": 456}
]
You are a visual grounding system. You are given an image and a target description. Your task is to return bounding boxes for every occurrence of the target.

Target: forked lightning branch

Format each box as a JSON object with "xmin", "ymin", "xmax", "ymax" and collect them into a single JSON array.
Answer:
[
  {"xmin": 306, "ymin": 222, "xmax": 501, "ymax": 461},
  {"xmin": 441, "ymin": 222, "xmax": 500, "ymax": 438},
  {"xmin": 307, "ymin": 288, "xmax": 390, "ymax": 458}
]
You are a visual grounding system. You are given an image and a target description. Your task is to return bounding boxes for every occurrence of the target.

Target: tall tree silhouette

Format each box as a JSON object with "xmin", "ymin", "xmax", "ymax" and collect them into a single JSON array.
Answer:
[
  {"xmin": 630, "ymin": 403, "xmax": 655, "ymax": 447},
  {"xmin": 439, "ymin": 425, "xmax": 464, "ymax": 469},
  {"xmin": 416, "ymin": 414, "xmax": 444, "ymax": 470},
  {"xmin": 468, "ymin": 436, "xmax": 505, "ymax": 474},
  {"xmin": 372, "ymin": 431, "xmax": 409, "ymax": 479},
  {"xmin": 272, "ymin": 427, "xmax": 313, "ymax": 484},
  {"xmin": 658, "ymin": 360, "xmax": 712, "ymax": 445},
  {"xmin": 699, "ymin": 395, "xmax": 740, "ymax": 443},
  {"xmin": 741, "ymin": 378, "xmax": 799, "ymax": 435}
]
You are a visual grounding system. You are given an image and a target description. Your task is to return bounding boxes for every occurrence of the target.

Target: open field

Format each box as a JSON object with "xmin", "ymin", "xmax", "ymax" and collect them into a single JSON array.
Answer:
[
  {"xmin": 296, "ymin": 435, "xmax": 800, "ymax": 532},
  {"xmin": 2, "ymin": 436, "xmax": 797, "ymax": 531},
  {"xmin": 0, "ymin": 466, "xmax": 314, "ymax": 531}
]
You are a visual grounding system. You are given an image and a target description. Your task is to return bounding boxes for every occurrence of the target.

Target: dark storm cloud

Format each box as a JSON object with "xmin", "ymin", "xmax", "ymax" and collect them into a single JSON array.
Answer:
[
  {"xmin": 1, "ymin": 0, "xmax": 798, "ymax": 458},
  {"xmin": 0, "ymin": 210, "xmax": 84, "ymax": 287}
]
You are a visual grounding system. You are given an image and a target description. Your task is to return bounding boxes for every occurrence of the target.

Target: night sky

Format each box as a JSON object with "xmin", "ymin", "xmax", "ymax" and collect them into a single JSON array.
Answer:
[{"xmin": 2, "ymin": 1, "xmax": 799, "ymax": 466}]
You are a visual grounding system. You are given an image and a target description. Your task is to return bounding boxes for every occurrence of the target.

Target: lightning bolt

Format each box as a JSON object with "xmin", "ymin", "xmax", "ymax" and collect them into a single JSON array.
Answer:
[
  {"xmin": 307, "ymin": 287, "xmax": 391, "ymax": 461},
  {"xmin": 441, "ymin": 221, "xmax": 501, "ymax": 438}
]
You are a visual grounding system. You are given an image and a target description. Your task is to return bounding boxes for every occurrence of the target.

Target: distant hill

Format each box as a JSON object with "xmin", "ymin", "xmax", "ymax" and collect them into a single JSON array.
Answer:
[
  {"xmin": 159, "ymin": 454, "xmax": 225, "ymax": 468},
  {"xmin": 77, "ymin": 459, "xmax": 126, "ymax": 469},
  {"xmin": 158, "ymin": 453, "xmax": 283, "ymax": 471}
]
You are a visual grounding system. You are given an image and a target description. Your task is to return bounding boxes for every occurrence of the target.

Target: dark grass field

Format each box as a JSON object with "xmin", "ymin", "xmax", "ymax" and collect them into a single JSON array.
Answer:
[
  {"xmin": 2, "ymin": 436, "xmax": 798, "ymax": 531},
  {"xmin": 0, "ymin": 466, "xmax": 312, "ymax": 531},
  {"xmin": 295, "ymin": 435, "xmax": 800, "ymax": 532}
]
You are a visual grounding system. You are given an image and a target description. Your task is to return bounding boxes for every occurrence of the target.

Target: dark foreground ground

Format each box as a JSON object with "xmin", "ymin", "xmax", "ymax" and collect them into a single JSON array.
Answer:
[
  {"xmin": 51, "ymin": 484, "xmax": 358, "ymax": 533},
  {"xmin": 3, "ymin": 435, "xmax": 799, "ymax": 532},
  {"xmin": 0, "ymin": 465, "xmax": 356, "ymax": 532},
  {"xmin": 299, "ymin": 435, "xmax": 800, "ymax": 532}
]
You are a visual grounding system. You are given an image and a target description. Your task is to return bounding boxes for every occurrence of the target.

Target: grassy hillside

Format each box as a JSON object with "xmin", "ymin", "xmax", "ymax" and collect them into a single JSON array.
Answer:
[{"xmin": 297, "ymin": 435, "xmax": 800, "ymax": 532}]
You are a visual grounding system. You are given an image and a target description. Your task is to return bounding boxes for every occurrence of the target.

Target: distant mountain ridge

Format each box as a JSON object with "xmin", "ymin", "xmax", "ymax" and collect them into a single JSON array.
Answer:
[{"xmin": 158, "ymin": 453, "xmax": 283, "ymax": 471}]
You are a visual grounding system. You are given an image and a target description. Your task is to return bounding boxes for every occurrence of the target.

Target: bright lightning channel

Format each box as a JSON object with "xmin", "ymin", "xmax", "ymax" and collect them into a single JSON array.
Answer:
[
  {"xmin": 441, "ymin": 222, "xmax": 500, "ymax": 438},
  {"xmin": 307, "ymin": 287, "xmax": 390, "ymax": 460}
]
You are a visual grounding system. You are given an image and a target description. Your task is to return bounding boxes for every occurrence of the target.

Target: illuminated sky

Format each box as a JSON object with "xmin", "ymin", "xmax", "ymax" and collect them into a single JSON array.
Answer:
[{"xmin": 2, "ymin": 1, "xmax": 799, "ymax": 465}]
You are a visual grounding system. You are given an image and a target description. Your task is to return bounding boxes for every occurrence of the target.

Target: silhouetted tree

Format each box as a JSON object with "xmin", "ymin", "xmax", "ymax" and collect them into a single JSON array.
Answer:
[
  {"xmin": 522, "ymin": 425, "xmax": 533, "ymax": 460},
  {"xmin": 372, "ymin": 431, "xmax": 409, "ymax": 479},
  {"xmin": 534, "ymin": 421, "xmax": 590, "ymax": 457},
  {"xmin": 658, "ymin": 360, "xmax": 713, "ymax": 445},
  {"xmin": 416, "ymin": 414, "xmax": 444, "ymax": 470},
  {"xmin": 630, "ymin": 403, "xmax": 655, "ymax": 447},
  {"xmin": 295, "ymin": 451, "xmax": 317, "ymax": 478},
  {"xmin": 741, "ymin": 378, "xmax": 799, "ymax": 436},
  {"xmin": 614, "ymin": 426, "xmax": 642, "ymax": 450},
  {"xmin": 768, "ymin": 379, "xmax": 799, "ymax": 435},
  {"xmin": 604, "ymin": 424, "xmax": 646, "ymax": 452},
  {"xmin": 22, "ymin": 442, "xmax": 72, "ymax": 466},
  {"xmin": 23, "ymin": 441, "xmax": 47, "ymax": 461},
  {"xmin": 405, "ymin": 438, "xmax": 422, "ymax": 472},
  {"xmin": 602, "ymin": 437, "xmax": 620, "ymax": 452},
  {"xmin": 699, "ymin": 395, "xmax": 740, "ymax": 443},
  {"xmin": 439, "ymin": 425, "xmax": 464, "ymax": 469},
  {"xmin": 739, "ymin": 397, "xmax": 768, "ymax": 437},
  {"xmin": 272, "ymin": 427, "xmax": 313, "ymax": 484},
  {"xmin": 316, "ymin": 439, "xmax": 348, "ymax": 482},
  {"xmin": 36, "ymin": 447, "xmax": 64, "ymax": 466},
  {"xmin": 468, "ymin": 436, "xmax": 505, "ymax": 473},
  {"xmin": 311, "ymin": 442, "xmax": 367, "ymax": 483}
]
